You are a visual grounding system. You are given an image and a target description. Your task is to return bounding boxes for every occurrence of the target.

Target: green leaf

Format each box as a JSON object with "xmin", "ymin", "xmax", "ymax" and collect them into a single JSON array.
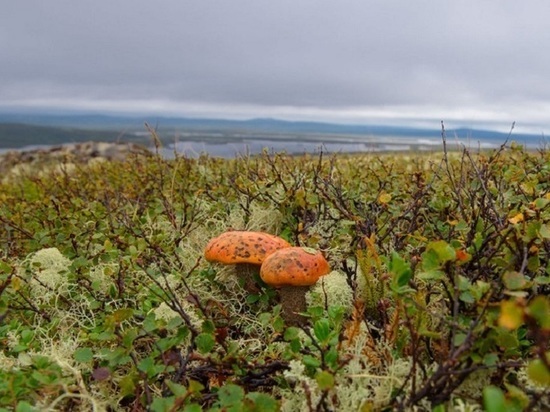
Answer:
[
  {"xmin": 428, "ymin": 240, "xmax": 456, "ymax": 262},
  {"xmin": 525, "ymin": 221, "xmax": 542, "ymax": 241},
  {"xmin": 258, "ymin": 312, "xmax": 271, "ymax": 326},
  {"xmin": 504, "ymin": 383, "xmax": 530, "ymax": 410},
  {"xmin": 315, "ymin": 370, "xmax": 335, "ymax": 390},
  {"xmin": 74, "ymin": 347, "xmax": 93, "ymax": 363},
  {"xmin": 194, "ymin": 333, "xmax": 216, "ymax": 354},
  {"xmin": 246, "ymin": 294, "xmax": 260, "ymax": 304},
  {"xmin": 416, "ymin": 269, "xmax": 445, "ymax": 281},
  {"xmin": 195, "ymin": 333, "xmax": 216, "ymax": 354},
  {"xmin": 483, "ymin": 353, "xmax": 499, "ymax": 367},
  {"xmin": 527, "ymin": 296, "xmax": 550, "ymax": 330},
  {"xmin": 459, "ymin": 291, "xmax": 475, "ymax": 304},
  {"xmin": 389, "ymin": 251, "xmax": 412, "ymax": 287},
  {"xmin": 453, "ymin": 333, "xmax": 467, "ymax": 346},
  {"xmin": 457, "ymin": 275, "xmax": 471, "ymax": 291},
  {"xmin": 495, "ymin": 328, "xmax": 519, "ymax": 350},
  {"xmin": 137, "ymin": 357, "xmax": 165, "ymax": 378},
  {"xmin": 111, "ymin": 308, "xmax": 134, "ymax": 323},
  {"xmin": 302, "ymin": 355, "xmax": 321, "ymax": 369},
  {"xmin": 119, "ymin": 373, "xmax": 138, "ymax": 397},
  {"xmin": 20, "ymin": 329, "xmax": 34, "ymax": 344},
  {"xmin": 202, "ymin": 319, "xmax": 215, "ymax": 333},
  {"xmin": 420, "ymin": 249, "xmax": 441, "ymax": 271},
  {"xmin": 527, "ymin": 357, "xmax": 550, "ymax": 386},
  {"xmin": 272, "ymin": 315, "xmax": 285, "ymax": 332},
  {"xmin": 166, "ymin": 316, "xmax": 183, "ymax": 330},
  {"xmin": 328, "ymin": 305, "xmax": 345, "ymax": 324},
  {"xmin": 143, "ymin": 313, "xmax": 157, "ymax": 333},
  {"xmin": 289, "ymin": 338, "xmax": 301, "ymax": 353},
  {"xmin": 283, "ymin": 327, "xmax": 300, "ymax": 341},
  {"xmin": 502, "ymin": 271, "xmax": 529, "ymax": 290},
  {"xmin": 0, "ymin": 260, "xmax": 11, "ymax": 274},
  {"xmin": 187, "ymin": 379, "xmax": 205, "ymax": 394},
  {"xmin": 183, "ymin": 404, "xmax": 202, "ymax": 412},
  {"xmin": 165, "ymin": 381, "xmax": 187, "ymax": 397},
  {"xmin": 324, "ymin": 346, "xmax": 339, "ymax": 368},
  {"xmin": 483, "ymin": 386, "xmax": 506, "ymax": 412},
  {"xmin": 313, "ymin": 318, "xmax": 331, "ymax": 343},
  {"xmin": 0, "ymin": 297, "xmax": 7, "ymax": 316},
  {"xmin": 533, "ymin": 197, "xmax": 550, "ymax": 209},
  {"xmin": 150, "ymin": 397, "xmax": 173, "ymax": 412},
  {"xmin": 122, "ymin": 328, "xmax": 139, "ymax": 348},
  {"xmin": 245, "ymin": 393, "xmax": 279, "ymax": 412},
  {"xmin": 217, "ymin": 384, "xmax": 244, "ymax": 406},
  {"xmin": 15, "ymin": 401, "xmax": 37, "ymax": 412},
  {"xmin": 540, "ymin": 223, "xmax": 550, "ymax": 239}
]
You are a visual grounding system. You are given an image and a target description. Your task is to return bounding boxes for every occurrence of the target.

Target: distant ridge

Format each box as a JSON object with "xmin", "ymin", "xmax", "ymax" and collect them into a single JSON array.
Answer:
[
  {"xmin": 0, "ymin": 123, "xmax": 128, "ymax": 149},
  {"xmin": 0, "ymin": 112, "xmax": 544, "ymax": 150}
]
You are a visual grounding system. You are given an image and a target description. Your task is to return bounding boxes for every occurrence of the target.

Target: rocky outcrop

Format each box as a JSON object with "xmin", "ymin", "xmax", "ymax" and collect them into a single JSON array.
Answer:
[{"xmin": 0, "ymin": 141, "xmax": 152, "ymax": 175}]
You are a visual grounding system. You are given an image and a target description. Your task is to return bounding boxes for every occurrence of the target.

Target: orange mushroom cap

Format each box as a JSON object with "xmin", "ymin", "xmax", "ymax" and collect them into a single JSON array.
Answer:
[
  {"xmin": 204, "ymin": 231, "xmax": 291, "ymax": 265},
  {"xmin": 260, "ymin": 247, "xmax": 330, "ymax": 287}
]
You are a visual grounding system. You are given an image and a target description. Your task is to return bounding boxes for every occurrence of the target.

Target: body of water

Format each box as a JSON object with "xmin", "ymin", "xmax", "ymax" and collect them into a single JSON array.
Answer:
[
  {"xmin": 2, "ymin": 134, "xmax": 540, "ymax": 159},
  {"xmin": 160, "ymin": 135, "xmax": 502, "ymax": 158}
]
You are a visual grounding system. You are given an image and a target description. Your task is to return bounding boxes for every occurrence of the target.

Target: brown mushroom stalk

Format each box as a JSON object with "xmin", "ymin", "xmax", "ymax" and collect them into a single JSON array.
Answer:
[
  {"xmin": 204, "ymin": 231, "xmax": 291, "ymax": 292},
  {"xmin": 278, "ymin": 285, "xmax": 310, "ymax": 325},
  {"xmin": 260, "ymin": 247, "xmax": 330, "ymax": 325}
]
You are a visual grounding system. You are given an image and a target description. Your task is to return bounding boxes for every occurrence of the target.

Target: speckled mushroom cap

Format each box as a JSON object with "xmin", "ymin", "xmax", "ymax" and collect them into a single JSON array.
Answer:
[
  {"xmin": 260, "ymin": 247, "xmax": 330, "ymax": 287},
  {"xmin": 204, "ymin": 231, "xmax": 291, "ymax": 265}
]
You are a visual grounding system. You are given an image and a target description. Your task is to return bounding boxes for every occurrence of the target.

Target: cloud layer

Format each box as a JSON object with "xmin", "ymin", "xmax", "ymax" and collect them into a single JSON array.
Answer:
[{"xmin": 2, "ymin": 1, "xmax": 549, "ymax": 132}]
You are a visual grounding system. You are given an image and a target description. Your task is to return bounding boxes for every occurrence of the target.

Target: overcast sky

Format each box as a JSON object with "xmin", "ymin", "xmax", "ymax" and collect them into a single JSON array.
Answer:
[{"xmin": 2, "ymin": 1, "xmax": 550, "ymax": 133}]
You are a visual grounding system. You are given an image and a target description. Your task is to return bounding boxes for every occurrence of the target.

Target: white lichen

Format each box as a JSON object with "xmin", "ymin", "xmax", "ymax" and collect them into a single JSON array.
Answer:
[
  {"xmin": 279, "ymin": 320, "xmax": 429, "ymax": 411},
  {"xmin": 283, "ymin": 359, "xmax": 309, "ymax": 384},
  {"xmin": 151, "ymin": 297, "xmax": 203, "ymax": 333},
  {"xmin": 23, "ymin": 247, "xmax": 72, "ymax": 303},
  {"xmin": 245, "ymin": 203, "xmax": 284, "ymax": 234},
  {"xmin": 306, "ymin": 270, "xmax": 354, "ymax": 314},
  {"xmin": 0, "ymin": 351, "xmax": 17, "ymax": 370},
  {"xmin": 455, "ymin": 368, "xmax": 491, "ymax": 401},
  {"xmin": 153, "ymin": 302, "xmax": 180, "ymax": 323},
  {"xmin": 517, "ymin": 364, "xmax": 547, "ymax": 392},
  {"xmin": 6, "ymin": 330, "xmax": 20, "ymax": 351},
  {"xmin": 88, "ymin": 263, "xmax": 118, "ymax": 293}
]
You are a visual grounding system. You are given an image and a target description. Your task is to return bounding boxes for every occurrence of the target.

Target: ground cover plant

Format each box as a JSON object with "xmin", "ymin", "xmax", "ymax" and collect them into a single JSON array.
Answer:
[{"xmin": 0, "ymin": 135, "xmax": 549, "ymax": 411}]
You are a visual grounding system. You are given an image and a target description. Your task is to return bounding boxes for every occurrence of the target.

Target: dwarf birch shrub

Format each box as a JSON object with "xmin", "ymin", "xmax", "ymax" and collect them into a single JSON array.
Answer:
[{"xmin": 0, "ymin": 141, "xmax": 549, "ymax": 410}]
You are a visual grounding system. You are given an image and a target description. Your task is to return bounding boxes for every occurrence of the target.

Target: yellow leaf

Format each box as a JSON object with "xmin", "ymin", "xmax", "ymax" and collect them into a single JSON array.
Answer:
[
  {"xmin": 11, "ymin": 276, "xmax": 22, "ymax": 291},
  {"xmin": 508, "ymin": 213, "xmax": 524, "ymax": 225},
  {"xmin": 378, "ymin": 192, "xmax": 392, "ymax": 204},
  {"xmin": 498, "ymin": 300, "xmax": 524, "ymax": 330}
]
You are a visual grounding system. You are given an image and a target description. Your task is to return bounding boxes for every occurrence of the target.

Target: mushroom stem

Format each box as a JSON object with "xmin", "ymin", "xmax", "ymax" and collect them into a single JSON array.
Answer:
[
  {"xmin": 279, "ymin": 285, "xmax": 309, "ymax": 325},
  {"xmin": 237, "ymin": 263, "xmax": 261, "ymax": 293}
]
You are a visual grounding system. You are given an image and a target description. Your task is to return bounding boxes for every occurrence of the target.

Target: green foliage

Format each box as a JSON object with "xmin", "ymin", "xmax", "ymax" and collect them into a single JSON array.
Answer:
[{"xmin": 0, "ymin": 142, "xmax": 549, "ymax": 410}]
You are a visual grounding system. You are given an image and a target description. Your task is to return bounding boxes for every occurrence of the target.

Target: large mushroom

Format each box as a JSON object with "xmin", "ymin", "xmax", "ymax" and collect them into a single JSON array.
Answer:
[
  {"xmin": 204, "ymin": 231, "xmax": 291, "ymax": 291},
  {"xmin": 260, "ymin": 246, "xmax": 330, "ymax": 325}
]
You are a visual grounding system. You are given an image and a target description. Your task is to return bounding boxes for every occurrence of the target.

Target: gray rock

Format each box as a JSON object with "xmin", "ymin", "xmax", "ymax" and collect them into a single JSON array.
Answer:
[{"xmin": 0, "ymin": 141, "xmax": 152, "ymax": 175}]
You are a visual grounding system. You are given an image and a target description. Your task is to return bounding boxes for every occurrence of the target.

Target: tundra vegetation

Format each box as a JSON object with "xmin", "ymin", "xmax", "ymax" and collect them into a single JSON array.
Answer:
[{"xmin": 0, "ymin": 135, "xmax": 549, "ymax": 411}]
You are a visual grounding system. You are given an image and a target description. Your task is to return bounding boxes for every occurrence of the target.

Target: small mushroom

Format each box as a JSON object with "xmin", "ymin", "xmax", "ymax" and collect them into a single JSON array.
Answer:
[
  {"xmin": 204, "ymin": 231, "xmax": 291, "ymax": 291},
  {"xmin": 260, "ymin": 246, "xmax": 330, "ymax": 325}
]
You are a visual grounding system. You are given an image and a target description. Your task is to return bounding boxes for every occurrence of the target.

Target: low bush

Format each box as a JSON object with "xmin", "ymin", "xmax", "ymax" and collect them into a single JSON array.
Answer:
[{"xmin": 0, "ymin": 139, "xmax": 549, "ymax": 411}]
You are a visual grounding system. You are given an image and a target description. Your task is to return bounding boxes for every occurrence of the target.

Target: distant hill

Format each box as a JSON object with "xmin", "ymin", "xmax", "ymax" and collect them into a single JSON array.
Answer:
[
  {"xmin": 0, "ymin": 123, "xmax": 139, "ymax": 149},
  {"xmin": 0, "ymin": 112, "xmax": 544, "ymax": 150}
]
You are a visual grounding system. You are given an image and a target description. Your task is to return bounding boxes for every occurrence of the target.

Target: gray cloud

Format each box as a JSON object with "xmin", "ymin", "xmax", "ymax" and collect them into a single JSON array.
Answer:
[{"xmin": 2, "ymin": 1, "xmax": 550, "ymax": 131}]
